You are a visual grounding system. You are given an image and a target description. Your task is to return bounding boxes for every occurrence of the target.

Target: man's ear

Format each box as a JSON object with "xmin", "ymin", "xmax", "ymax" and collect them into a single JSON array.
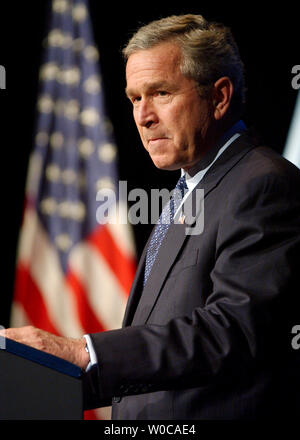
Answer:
[{"xmin": 212, "ymin": 77, "xmax": 234, "ymax": 120}]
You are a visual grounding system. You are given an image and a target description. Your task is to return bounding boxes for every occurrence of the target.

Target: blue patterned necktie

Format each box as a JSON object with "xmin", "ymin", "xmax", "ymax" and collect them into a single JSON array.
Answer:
[{"xmin": 143, "ymin": 175, "xmax": 188, "ymax": 286}]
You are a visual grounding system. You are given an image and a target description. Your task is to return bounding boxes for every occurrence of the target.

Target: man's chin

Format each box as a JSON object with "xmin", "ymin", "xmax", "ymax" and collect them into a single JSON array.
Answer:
[{"xmin": 151, "ymin": 157, "xmax": 182, "ymax": 171}]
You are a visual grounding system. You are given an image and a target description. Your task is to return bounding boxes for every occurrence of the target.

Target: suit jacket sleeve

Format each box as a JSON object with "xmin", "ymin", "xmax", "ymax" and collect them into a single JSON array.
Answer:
[{"xmin": 84, "ymin": 158, "xmax": 300, "ymax": 408}]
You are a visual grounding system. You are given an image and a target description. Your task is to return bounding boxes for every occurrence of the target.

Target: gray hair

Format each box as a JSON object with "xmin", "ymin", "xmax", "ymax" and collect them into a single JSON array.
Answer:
[{"xmin": 123, "ymin": 14, "xmax": 246, "ymax": 117}]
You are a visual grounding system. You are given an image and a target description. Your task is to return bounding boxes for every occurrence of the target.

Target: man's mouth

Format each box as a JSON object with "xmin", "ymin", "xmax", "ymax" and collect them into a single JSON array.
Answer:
[{"xmin": 148, "ymin": 137, "xmax": 168, "ymax": 144}]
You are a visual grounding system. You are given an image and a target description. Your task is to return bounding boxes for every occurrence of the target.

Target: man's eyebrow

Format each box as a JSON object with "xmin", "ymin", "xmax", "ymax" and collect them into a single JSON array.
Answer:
[
  {"xmin": 125, "ymin": 80, "xmax": 172, "ymax": 98},
  {"xmin": 125, "ymin": 86, "xmax": 135, "ymax": 98}
]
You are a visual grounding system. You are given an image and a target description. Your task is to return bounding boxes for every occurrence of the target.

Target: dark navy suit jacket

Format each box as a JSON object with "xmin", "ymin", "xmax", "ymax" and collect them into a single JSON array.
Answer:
[{"xmin": 84, "ymin": 132, "xmax": 300, "ymax": 419}]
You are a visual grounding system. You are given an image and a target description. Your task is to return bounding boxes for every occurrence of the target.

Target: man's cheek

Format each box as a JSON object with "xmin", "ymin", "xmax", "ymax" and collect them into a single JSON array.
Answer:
[{"xmin": 142, "ymin": 139, "xmax": 149, "ymax": 151}]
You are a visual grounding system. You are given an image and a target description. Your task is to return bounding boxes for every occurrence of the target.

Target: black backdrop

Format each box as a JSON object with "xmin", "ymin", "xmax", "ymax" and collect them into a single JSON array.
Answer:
[{"xmin": 0, "ymin": 1, "xmax": 298, "ymax": 326}]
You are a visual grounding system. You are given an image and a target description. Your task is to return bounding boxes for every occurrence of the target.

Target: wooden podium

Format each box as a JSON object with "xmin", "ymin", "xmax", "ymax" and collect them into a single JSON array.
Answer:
[{"xmin": 0, "ymin": 337, "xmax": 83, "ymax": 420}]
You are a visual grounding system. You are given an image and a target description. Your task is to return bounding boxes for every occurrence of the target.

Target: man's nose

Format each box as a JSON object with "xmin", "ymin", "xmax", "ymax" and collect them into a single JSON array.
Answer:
[{"xmin": 135, "ymin": 100, "xmax": 159, "ymax": 128}]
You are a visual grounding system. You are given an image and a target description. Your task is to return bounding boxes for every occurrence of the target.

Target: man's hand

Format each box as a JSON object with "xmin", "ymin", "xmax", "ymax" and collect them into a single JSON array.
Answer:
[{"xmin": 0, "ymin": 326, "xmax": 90, "ymax": 370}]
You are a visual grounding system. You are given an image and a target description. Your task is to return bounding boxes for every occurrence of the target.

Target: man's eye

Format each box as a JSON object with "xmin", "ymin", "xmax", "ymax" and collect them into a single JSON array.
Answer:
[
  {"xmin": 157, "ymin": 91, "xmax": 168, "ymax": 96},
  {"xmin": 131, "ymin": 96, "xmax": 141, "ymax": 104}
]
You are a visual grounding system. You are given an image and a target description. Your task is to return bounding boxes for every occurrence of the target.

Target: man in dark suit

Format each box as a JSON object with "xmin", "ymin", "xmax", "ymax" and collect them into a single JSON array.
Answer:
[{"xmin": 3, "ymin": 14, "xmax": 300, "ymax": 419}]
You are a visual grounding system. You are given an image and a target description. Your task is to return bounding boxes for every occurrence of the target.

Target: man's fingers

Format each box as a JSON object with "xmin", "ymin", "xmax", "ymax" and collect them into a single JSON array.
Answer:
[{"xmin": 0, "ymin": 326, "xmax": 39, "ymax": 347}]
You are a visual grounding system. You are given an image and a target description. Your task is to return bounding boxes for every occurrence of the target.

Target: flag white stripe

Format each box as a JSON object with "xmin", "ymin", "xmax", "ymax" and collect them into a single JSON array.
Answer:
[
  {"xmin": 69, "ymin": 242, "xmax": 127, "ymax": 330},
  {"xmin": 106, "ymin": 201, "xmax": 136, "ymax": 258},
  {"xmin": 10, "ymin": 303, "xmax": 31, "ymax": 328},
  {"xmin": 93, "ymin": 406, "xmax": 112, "ymax": 420}
]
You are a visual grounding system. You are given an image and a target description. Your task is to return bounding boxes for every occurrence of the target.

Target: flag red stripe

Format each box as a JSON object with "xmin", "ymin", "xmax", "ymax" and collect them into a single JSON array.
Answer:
[
  {"xmin": 13, "ymin": 264, "xmax": 60, "ymax": 335},
  {"xmin": 65, "ymin": 269, "xmax": 105, "ymax": 334},
  {"xmin": 87, "ymin": 225, "xmax": 136, "ymax": 296},
  {"xmin": 84, "ymin": 409, "xmax": 99, "ymax": 420}
]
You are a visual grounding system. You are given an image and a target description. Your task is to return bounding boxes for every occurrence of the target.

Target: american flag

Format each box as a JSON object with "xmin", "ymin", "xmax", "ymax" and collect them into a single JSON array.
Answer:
[{"xmin": 10, "ymin": 0, "xmax": 136, "ymax": 420}]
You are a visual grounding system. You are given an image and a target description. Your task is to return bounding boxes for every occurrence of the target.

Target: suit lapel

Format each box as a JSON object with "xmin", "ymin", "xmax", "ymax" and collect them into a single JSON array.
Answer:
[
  {"xmin": 121, "ymin": 239, "xmax": 149, "ymax": 326},
  {"xmin": 124, "ymin": 133, "xmax": 258, "ymax": 326},
  {"xmin": 130, "ymin": 221, "xmax": 187, "ymax": 325}
]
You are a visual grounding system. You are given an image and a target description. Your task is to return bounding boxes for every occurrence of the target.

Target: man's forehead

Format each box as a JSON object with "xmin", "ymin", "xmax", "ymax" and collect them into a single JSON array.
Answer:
[
  {"xmin": 125, "ymin": 43, "xmax": 183, "ymax": 95},
  {"xmin": 126, "ymin": 42, "xmax": 182, "ymax": 73}
]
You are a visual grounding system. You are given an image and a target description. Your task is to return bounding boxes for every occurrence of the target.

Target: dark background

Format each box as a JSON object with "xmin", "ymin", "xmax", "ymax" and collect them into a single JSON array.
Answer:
[{"xmin": 0, "ymin": 1, "xmax": 298, "ymax": 326}]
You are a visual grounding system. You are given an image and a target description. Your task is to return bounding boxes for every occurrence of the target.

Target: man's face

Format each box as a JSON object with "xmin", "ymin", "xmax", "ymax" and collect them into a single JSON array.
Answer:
[{"xmin": 125, "ymin": 42, "xmax": 214, "ymax": 171}]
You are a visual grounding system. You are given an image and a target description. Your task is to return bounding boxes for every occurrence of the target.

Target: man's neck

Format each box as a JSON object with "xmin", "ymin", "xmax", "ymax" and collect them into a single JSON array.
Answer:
[{"xmin": 185, "ymin": 120, "xmax": 246, "ymax": 178}]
